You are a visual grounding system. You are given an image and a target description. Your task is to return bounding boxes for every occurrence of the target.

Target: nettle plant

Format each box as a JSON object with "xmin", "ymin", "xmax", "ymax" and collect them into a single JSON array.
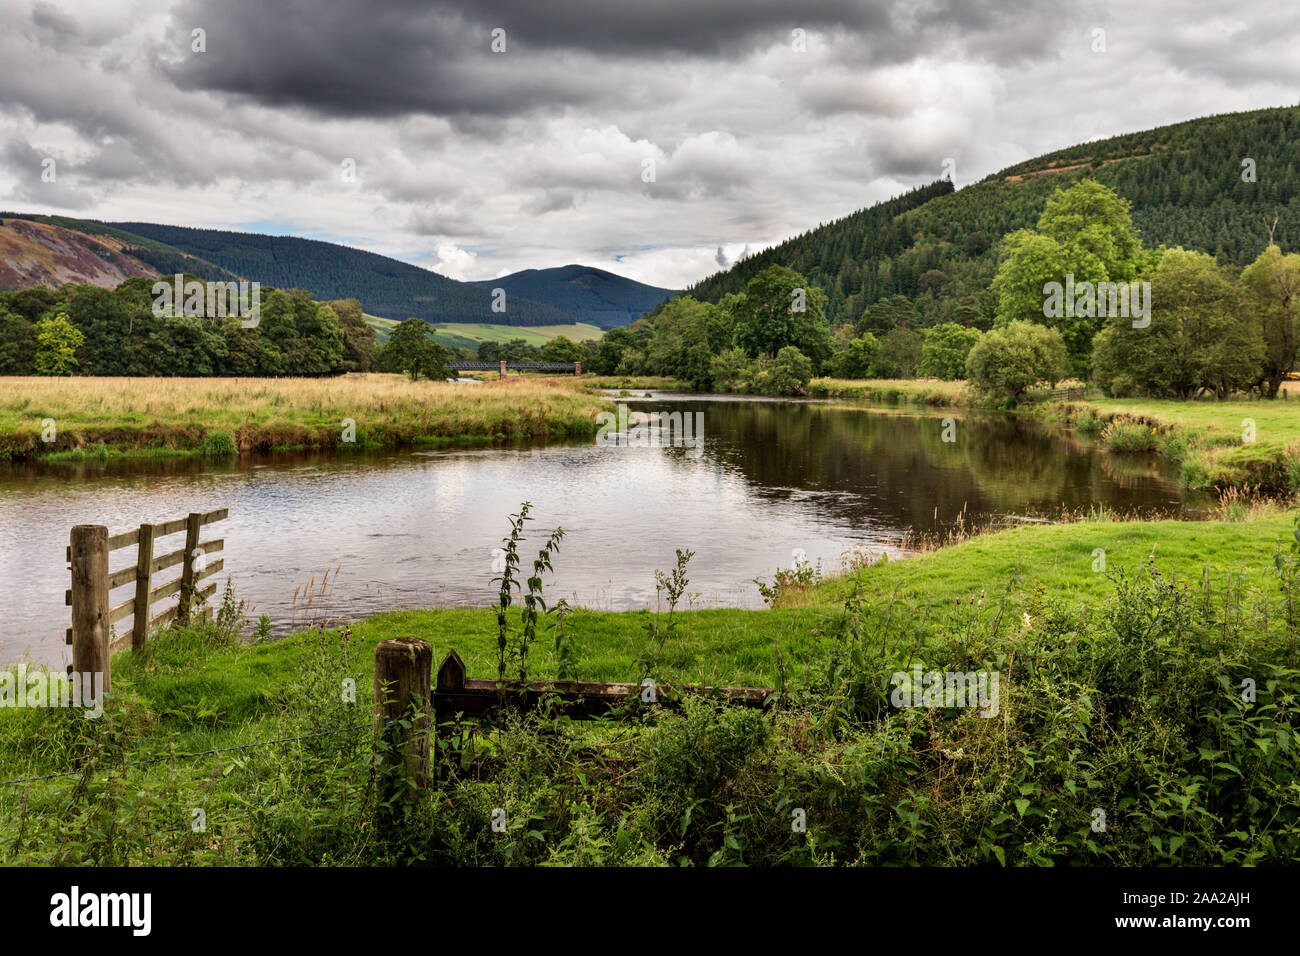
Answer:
[
  {"xmin": 491, "ymin": 501, "xmax": 565, "ymax": 684},
  {"xmin": 638, "ymin": 548, "xmax": 694, "ymax": 680},
  {"xmin": 754, "ymin": 551, "xmax": 824, "ymax": 607}
]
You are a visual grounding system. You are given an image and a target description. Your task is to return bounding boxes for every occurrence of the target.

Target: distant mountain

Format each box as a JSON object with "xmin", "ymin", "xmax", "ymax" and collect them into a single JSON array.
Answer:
[
  {"xmin": 105, "ymin": 221, "xmax": 572, "ymax": 326},
  {"xmin": 471, "ymin": 264, "xmax": 677, "ymax": 329},
  {"xmin": 0, "ymin": 214, "xmax": 572, "ymax": 327}
]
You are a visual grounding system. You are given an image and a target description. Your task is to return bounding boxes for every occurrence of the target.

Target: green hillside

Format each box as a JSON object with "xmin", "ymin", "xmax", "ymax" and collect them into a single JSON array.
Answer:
[
  {"xmin": 364, "ymin": 315, "xmax": 602, "ymax": 351},
  {"xmin": 470, "ymin": 264, "xmax": 676, "ymax": 329},
  {"xmin": 105, "ymin": 221, "xmax": 571, "ymax": 327},
  {"xmin": 680, "ymin": 105, "xmax": 1300, "ymax": 330}
]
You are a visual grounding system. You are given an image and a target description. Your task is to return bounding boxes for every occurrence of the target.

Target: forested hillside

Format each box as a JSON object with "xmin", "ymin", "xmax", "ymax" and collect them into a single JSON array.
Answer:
[
  {"xmin": 678, "ymin": 105, "xmax": 1300, "ymax": 331},
  {"xmin": 105, "ymin": 221, "xmax": 571, "ymax": 326},
  {"xmin": 470, "ymin": 264, "xmax": 676, "ymax": 329}
]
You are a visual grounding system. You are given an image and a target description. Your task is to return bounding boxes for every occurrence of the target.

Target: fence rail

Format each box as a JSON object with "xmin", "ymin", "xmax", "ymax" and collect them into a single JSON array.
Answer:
[
  {"xmin": 1049, "ymin": 386, "xmax": 1086, "ymax": 401},
  {"xmin": 372, "ymin": 640, "xmax": 775, "ymax": 799},
  {"xmin": 65, "ymin": 508, "xmax": 228, "ymax": 682}
]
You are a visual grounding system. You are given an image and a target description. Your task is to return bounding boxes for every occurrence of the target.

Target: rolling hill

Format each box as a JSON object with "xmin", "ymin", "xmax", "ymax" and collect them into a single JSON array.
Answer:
[
  {"xmin": 677, "ymin": 104, "xmax": 1300, "ymax": 329},
  {"xmin": 0, "ymin": 214, "xmax": 577, "ymax": 328},
  {"xmin": 470, "ymin": 264, "xmax": 676, "ymax": 329}
]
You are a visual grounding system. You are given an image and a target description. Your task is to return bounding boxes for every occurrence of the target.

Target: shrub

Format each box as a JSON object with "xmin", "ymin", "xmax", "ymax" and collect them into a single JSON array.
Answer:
[
  {"xmin": 200, "ymin": 430, "xmax": 237, "ymax": 458},
  {"xmin": 965, "ymin": 320, "xmax": 1070, "ymax": 404},
  {"xmin": 1101, "ymin": 421, "xmax": 1159, "ymax": 453},
  {"xmin": 918, "ymin": 323, "xmax": 982, "ymax": 380}
]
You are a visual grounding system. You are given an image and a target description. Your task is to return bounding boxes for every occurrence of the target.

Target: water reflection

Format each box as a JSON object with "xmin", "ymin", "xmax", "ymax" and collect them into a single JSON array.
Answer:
[{"xmin": 0, "ymin": 397, "xmax": 1207, "ymax": 666}]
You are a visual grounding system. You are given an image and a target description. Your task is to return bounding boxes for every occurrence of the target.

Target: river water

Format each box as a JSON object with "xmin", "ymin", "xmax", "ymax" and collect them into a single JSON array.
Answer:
[{"xmin": 0, "ymin": 393, "xmax": 1209, "ymax": 666}]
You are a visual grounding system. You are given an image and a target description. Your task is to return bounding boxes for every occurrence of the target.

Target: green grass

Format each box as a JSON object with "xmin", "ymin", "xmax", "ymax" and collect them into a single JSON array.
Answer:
[
  {"xmin": 810, "ymin": 376, "xmax": 1300, "ymax": 492},
  {"xmin": 433, "ymin": 322, "xmax": 603, "ymax": 346},
  {"xmin": 808, "ymin": 377, "xmax": 969, "ymax": 405},
  {"xmin": 4, "ymin": 508, "xmax": 1297, "ymax": 865},
  {"xmin": 1046, "ymin": 395, "xmax": 1300, "ymax": 492},
  {"xmin": 3, "ymin": 510, "xmax": 1289, "ymax": 776},
  {"xmin": 362, "ymin": 316, "xmax": 604, "ymax": 350}
]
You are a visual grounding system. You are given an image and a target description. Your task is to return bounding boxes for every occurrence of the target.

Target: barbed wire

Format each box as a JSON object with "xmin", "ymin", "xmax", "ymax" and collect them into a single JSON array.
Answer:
[{"xmin": 0, "ymin": 721, "xmax": 372, "ymax": 788}]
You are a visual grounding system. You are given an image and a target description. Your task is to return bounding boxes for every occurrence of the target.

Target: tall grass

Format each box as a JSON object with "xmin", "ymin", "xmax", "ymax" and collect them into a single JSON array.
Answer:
[{"xmin": 0, "ymin": 374, "xmax": 611, "ymax": 460}]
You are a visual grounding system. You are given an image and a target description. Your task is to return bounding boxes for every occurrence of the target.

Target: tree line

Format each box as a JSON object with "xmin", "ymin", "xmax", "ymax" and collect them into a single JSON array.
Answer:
[
  {"xmin": 595, "ymin": 177, "xmax": 1300, "ymax": 404},
  {"xmin": 0, "ymin": 278, "xmax": 380, "ymax": 377}
]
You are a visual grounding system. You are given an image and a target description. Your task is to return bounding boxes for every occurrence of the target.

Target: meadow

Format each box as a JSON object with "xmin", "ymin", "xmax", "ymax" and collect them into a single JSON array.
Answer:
[{"xmin": 0, "ymin": 374, "xmax": 612, "ymax": 461}]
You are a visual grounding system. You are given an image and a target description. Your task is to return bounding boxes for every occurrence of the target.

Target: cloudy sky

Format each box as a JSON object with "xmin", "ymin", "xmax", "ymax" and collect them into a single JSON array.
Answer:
[{"xmin": 1, "ymin": 0, "xmax": 1296, "ymax": 289}]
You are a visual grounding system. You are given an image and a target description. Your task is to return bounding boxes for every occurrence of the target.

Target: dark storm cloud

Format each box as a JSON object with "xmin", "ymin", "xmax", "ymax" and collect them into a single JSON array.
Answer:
[{"xmin": 160, "ymin": 0, "xmax": 1070, "ymax": 119}]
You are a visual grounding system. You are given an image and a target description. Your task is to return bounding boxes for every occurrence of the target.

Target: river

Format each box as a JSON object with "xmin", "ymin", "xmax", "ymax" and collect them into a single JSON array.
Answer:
[{"xmin": 0, "ymin": 393, "xmax": 1209, "ymax": 666}]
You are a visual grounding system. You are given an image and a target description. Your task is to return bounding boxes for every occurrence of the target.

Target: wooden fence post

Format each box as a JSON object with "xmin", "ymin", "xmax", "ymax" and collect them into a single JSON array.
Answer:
[
  {"xmin": 374, "ymin": 638, "xmax": 433, "ymax": 806},
  {"xmin": 132, "ymin": 523, "xmax": 155, "ymax": 651},
  {"xmin": 69, "ymin": 525, "xmax": 110, "ymax": 693},
  {"xmin": 176, "ymin": 512, "xmax": 201, "ymax": 625}
]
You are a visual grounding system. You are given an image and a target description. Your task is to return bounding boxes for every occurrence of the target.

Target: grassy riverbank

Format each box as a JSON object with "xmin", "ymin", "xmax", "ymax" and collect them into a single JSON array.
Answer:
[
  {"xmin": 809, "ymin": 377, "xmax": 969, "ymax": 405},
  {"xmin": 1043, "ymin": 397, "xmax": 1300, "ymax": 493},
  {"xmin": 0, "ymin": 374, "xmax": 613, "ymax": 462},
  {"xmin": 811, "ymin": 375, "xmax": 1300, "ymax": 494},
  {"xmin": 3, "ymin": 508, "xmax": 1297, "ymax": 865}
]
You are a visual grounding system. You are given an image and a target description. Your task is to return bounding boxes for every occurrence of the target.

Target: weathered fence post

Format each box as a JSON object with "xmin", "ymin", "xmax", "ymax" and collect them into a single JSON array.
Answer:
[
  {"xmin": 374, "ymin": 638, "xmax": 433, "ymax": 806},
  {"xmin": 176, "ymin": 512, "xmax": 202, "ymax": 625},
  {"xmin": 132, "ymin": 523, "xmax": 155, "ymax": 651},
  {"xmin": 574, "ymin": 360, "xmax": 581, "ymax": 376},
  {"xmin": 432, "ymin": 650, "xmax": 467, "ymax": 781},
  {"xmin": 69, "ymin": 525, "xmax": 110, "ymax": 693},
  {"xmin": 499, "ymin": 359, "xmax": 507, "ymax": 380}
]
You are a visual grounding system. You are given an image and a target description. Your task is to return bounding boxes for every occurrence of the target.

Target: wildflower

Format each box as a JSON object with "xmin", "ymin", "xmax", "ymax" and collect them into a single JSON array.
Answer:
[{"xmin": 1021, "ymin": 612, "xmax": 1032, "ymax": 629}]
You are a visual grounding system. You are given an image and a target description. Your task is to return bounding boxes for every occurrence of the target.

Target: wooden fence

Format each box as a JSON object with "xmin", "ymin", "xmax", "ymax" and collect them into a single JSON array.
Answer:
[
  {"xmin": 1049, "ymin": 386, "xmax": 1086, "ymax": 401},
  {"xmin": 65, "ymin": 508, "xmax": 228, "ymax": 685},
  {"xmin": 372, "ymin": 639, "xmax": 773, "ymax": 799}
]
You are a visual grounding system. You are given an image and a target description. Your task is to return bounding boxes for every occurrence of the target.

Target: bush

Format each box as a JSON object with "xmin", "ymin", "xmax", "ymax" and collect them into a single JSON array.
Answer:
[
  {"xmin": 965, "ymin": 320, "xmax": 1070, "ymax": 404},
  {"xmin": 709, "ymin": 348, "xmax": 752, "ymax": 393},
  {"xmin": 918, "ymin": 323, "xmax": 982, "ymax": 379},
  {"xmin": 1101, "ymin": 421, "xmax": 1159, "ymax": 453},
  {"xmin": 200, "ymin": 430, "xmax": 237, "ymax": 458},
  {"xmin": 757, "ymin": 346, "xmax": 813, "ymax": 396}
]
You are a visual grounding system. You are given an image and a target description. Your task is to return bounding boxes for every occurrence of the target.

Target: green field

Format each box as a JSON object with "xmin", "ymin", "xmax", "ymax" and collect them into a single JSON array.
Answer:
[{"xmin": 363, "ymin": 315, "xmax": 602, "ymax": 350}]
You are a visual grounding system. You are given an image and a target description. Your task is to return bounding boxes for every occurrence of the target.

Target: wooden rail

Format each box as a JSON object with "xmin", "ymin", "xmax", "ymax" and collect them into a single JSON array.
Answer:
[
  {"xmin": 1049, "ymin": 386, "xmax": 1086, "ymax": 401},
  {"xmin": 65, "ymin": 508, "xmax": 228, "ymax": 680},
  {"xmin": 370, "ymin": 641, "xmax": 776, "ymax": 802},
  {"xmin": 432, "ymin": 649, "xmax": 772, "ymax": 722}
]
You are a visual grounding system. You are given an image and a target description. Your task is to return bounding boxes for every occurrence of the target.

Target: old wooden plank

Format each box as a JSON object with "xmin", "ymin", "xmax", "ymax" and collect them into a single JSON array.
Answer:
[
  {"xmin": 107, "ymin": 595, "xmax": 136, "ymax": 626},
  {"xmin": 150, "ymin": 539, "xmax": 221, "ymax": 575},
  {"xmin": 146, "ymin": 604, "xmax": 179, "ymax": 633},
  {"xmin": 132, "ymin": 522, "xmax": 156, "ymax": 652},
  {"xmin": 149, "ymin": 575, "xmax": 183, "ymax": 604},
  {"xmin": 431, "ymin": 652, "xmax": 773, "ymax": 722},
  {"xmin": 69, "ymin": 525, "xmax": 110, "ymax": 691},
  {"xmin": 177, "ymin": 512, "xmax": 202, "ymax": 625}
]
